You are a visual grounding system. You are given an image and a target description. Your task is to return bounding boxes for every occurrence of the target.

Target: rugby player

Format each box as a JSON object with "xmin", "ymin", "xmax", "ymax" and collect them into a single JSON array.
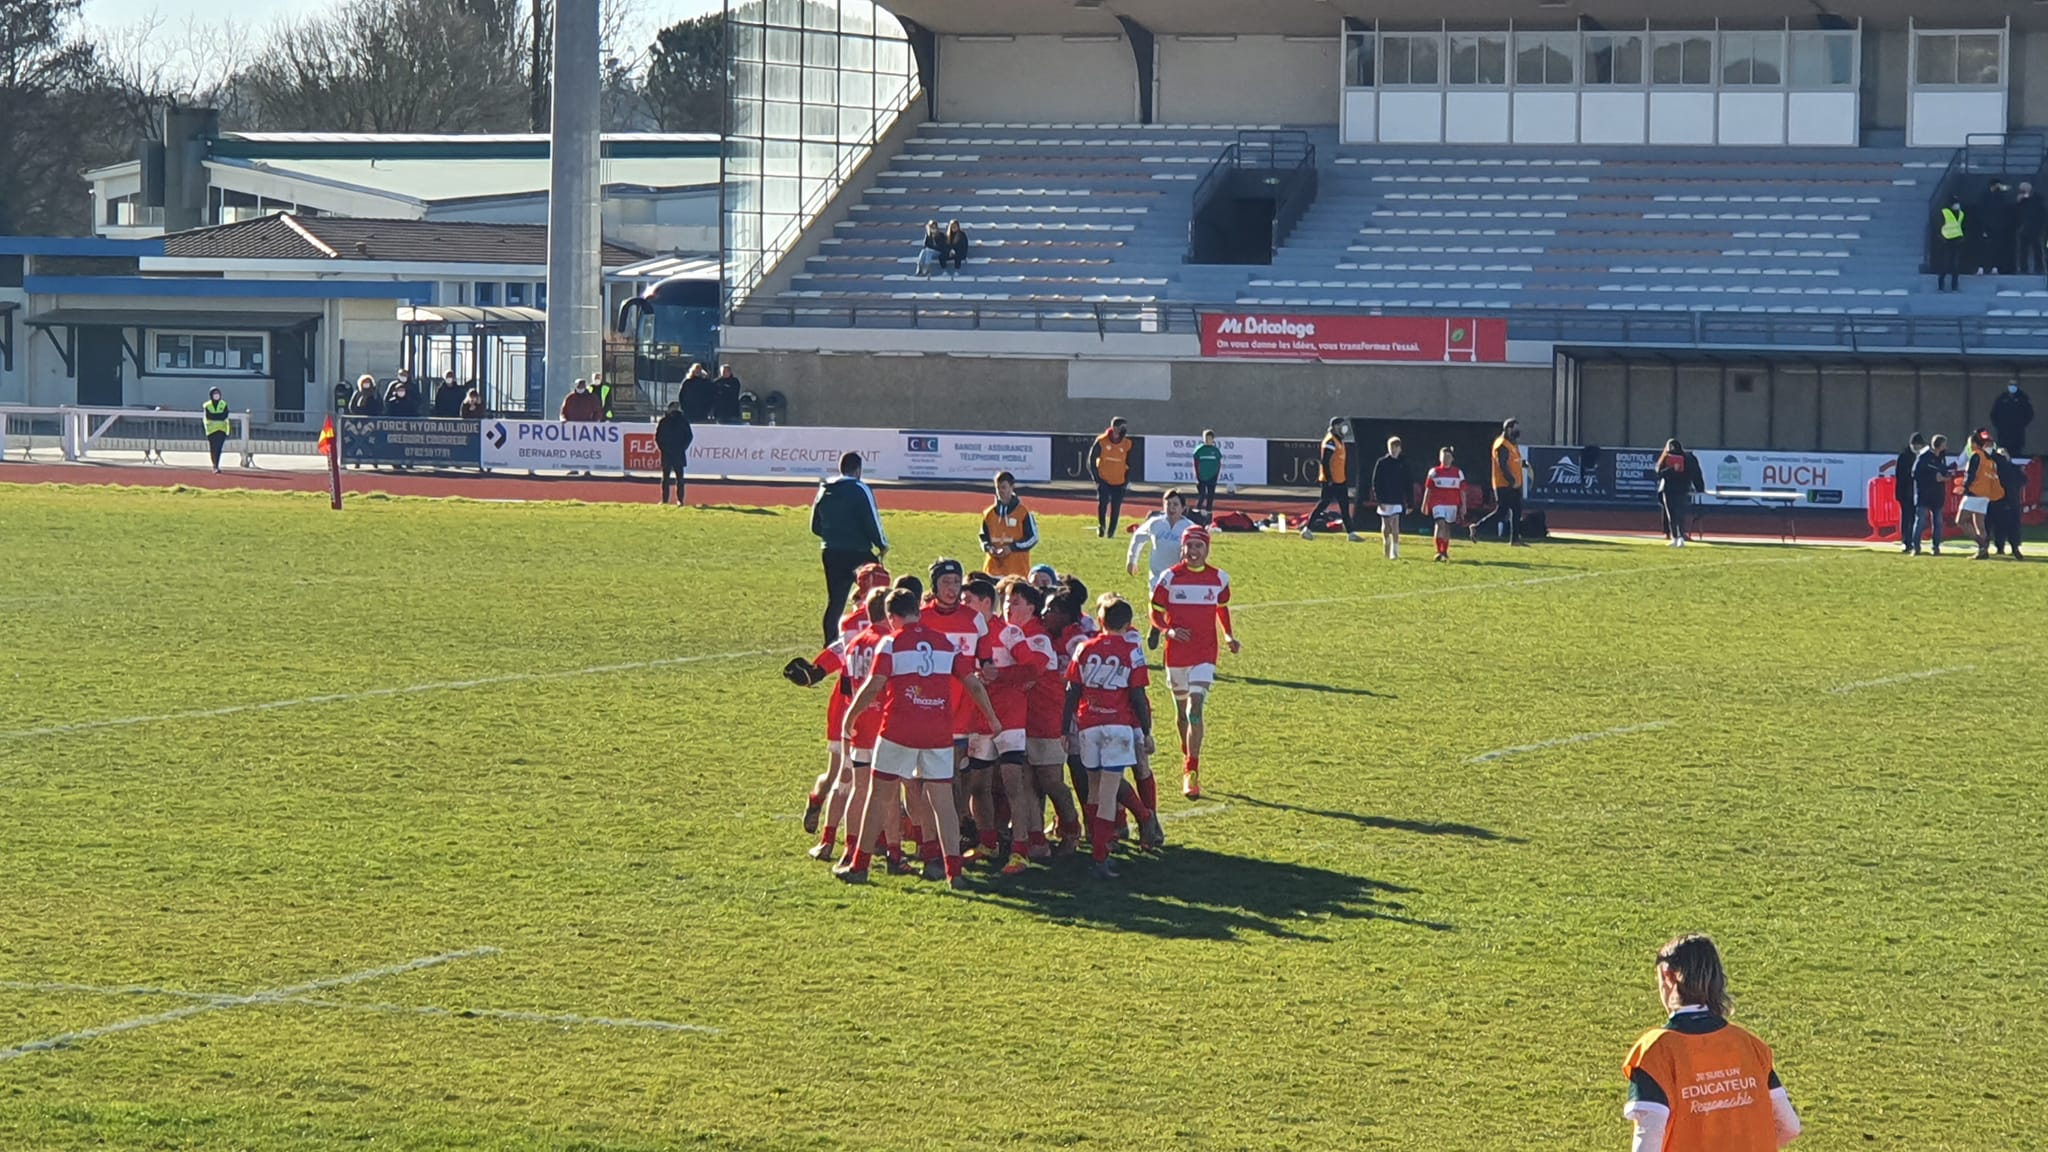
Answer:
[
  {"xmin": 837, "ymin": 588, "xmax": 1001, "ymax": 888},
  {"xmin": 797, "ymin": 563, "xmax": 891, "ymax": 835},
  {"xmin": 1149, "ymin": 524, "xmax": 1240, "ymax": 800},
  {"xmin": 1062, "ymin": 595, "xmax": 1154, "ymax": 880},
  {"xmin": 1423, "ymin": 447, "xmax": 1468, "ymax": 562}
]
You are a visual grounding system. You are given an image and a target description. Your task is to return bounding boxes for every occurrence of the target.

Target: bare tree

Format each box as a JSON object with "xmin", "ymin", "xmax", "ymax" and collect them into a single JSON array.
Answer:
[
  {"xmin": 239, "ymin": 0, "xmax": 533, "ymax": 133},
  {"xmin": 0, "ymin": 0, "xmax": 101, "ymax": 233},
  {"xmin": 92, "ymin": 14, "xmax": 255, "ymax": 137},
  {"xmin": 526, "ymin": 0, "xmax": 649, "ymax": 130}
]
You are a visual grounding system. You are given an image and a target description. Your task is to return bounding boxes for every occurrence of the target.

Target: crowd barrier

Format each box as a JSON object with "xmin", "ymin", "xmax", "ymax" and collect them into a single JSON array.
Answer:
[{"xmin": 0, "ymin": 405, "xmax": 255, "ymax": 466}]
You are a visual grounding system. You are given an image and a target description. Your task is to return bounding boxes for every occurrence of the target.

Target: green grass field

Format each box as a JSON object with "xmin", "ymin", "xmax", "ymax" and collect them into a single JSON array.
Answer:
[{"xmin": 0, "ymin": 482, "xmax": 2042, "ymax": 1151}]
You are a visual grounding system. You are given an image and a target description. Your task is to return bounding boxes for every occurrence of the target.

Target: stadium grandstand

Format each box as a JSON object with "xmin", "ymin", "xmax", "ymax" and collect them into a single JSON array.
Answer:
[{"xmin": 717, "ymin": 0, "xmax": 2048, "ymax": 448}]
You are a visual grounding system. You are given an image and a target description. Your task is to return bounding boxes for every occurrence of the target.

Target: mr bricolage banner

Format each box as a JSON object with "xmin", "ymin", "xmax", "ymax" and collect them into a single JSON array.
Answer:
[{"xmin": 470, "ymin": 419, "xmax": 1056, "ymax": 482}]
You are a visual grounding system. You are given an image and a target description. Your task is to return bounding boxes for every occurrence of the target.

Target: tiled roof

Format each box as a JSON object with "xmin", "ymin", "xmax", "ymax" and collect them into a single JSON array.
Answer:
[{"xmin": 163, "ymin": 214, "xmax": 647, "ymax": 267}]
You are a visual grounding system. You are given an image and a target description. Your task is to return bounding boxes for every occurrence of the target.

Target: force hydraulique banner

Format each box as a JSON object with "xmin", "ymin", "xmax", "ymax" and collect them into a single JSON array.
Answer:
[
  {"xmin": 1198, "ymin": 312, "xmax": 1508, "ymax": 362},
  {"xmin": 340, "ymin": 418, "xmax": 483, "ymax": 467},
  {"xmin": 1141, "ymin": 434, "xmax": 1266, "ymax": 489}
]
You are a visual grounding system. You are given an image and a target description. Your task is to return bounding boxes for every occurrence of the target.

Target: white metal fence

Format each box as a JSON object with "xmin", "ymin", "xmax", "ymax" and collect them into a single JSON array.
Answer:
[{"xmin": 0, "ymin": 406, "xmax": 266, "ymax": 465}]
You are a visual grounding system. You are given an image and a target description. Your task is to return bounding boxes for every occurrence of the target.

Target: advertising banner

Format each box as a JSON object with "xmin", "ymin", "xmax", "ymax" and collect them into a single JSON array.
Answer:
[
  {"xmin": 898, "ymin": 431, "xmax": 1053, "ymax": 483},
  {"xmin": 1695, "ymin": 450, "xmax": 1891, "ymax": 509},
  {"xmin": 480, "ymin": 419, "xmax": 624, "ymax": 472},
  {"xmin": 339, "ymin": 417, "xmax": 481, "ymax": 467},
  {"xmin": 1142, "ymin": 434, "xmax": 1266, "ymax": 489},
  {"xmin": 680, "ymin": 424, "xmax": 901, "ymax": 479},
  {"xmin": 1527, "ymin": 445, "xmax": 1893, "ymax": 510},
  {"xmin": 1198, "ymin": 312, "xmax": 1508, "ymax": 362}
]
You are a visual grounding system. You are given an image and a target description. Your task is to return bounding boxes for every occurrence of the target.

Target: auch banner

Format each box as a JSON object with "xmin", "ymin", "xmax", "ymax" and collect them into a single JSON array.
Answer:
[
  {"xmin": 339, "ymin": 417, "xmax": 481, "ymax": 467},
  {"xmin": 1141, "ymin": 434, "xmax": 1266, "ymax": 489},
  {"xmin": 1199, "ymin": 312, "xmax": 1508, "ymax": 362},
  {"xmin": 1527, "ymin": 445, "xmax": 1893, "ymax": 510},
  {"xmin": 481, "ymin": 419, "xmax": 624, "ymax": 472}
]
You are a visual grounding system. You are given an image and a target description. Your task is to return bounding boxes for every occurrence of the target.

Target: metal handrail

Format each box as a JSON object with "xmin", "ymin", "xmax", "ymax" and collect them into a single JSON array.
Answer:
[
  {"xmin": 1270, "ymin": 143, "xmax": 1319, "ymax": 254},
  {"xmin": 729, "ymin": 298, "xmax": 2048, "ymax": 354}
]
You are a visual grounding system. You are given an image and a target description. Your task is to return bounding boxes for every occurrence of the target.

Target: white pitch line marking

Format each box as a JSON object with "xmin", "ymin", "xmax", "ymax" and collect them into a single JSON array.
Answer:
[
  {"xmin": 1468, "ymin": 721, "xmax": 1671, "ymax": 764},
  {"xmin": 1237, "ymin": 556, "xmax": 1813, "ymax": 613},
  {"xmin": 0, "ymin": 648, "xmax": 803, "ymax": 742},
  {"xmin": 1828, "ymin": 665, "xmax": 1975, "ymax": 695},
  {"xmin": 1158, "ymin": 802, "xmax": 1229, "ymax": 824},
  {"xmin": 0, "ymin": 970, "xmax": 719, "ymax": 1038},
  {"xmin": 0, "ymin": 947, "xmax": 497, "ymax": 1062}
]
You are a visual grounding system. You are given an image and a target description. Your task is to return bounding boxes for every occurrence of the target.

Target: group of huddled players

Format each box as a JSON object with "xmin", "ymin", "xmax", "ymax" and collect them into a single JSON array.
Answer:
[{"xmin": 782, "ymin": 502, "xmax": 1238, "ymax": 886}]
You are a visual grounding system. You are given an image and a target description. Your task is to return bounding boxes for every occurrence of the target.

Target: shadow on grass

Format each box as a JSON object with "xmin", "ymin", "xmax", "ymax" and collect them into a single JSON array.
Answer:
[
  {"xmin": 685, "ymin": 504, "xmax": 780, "ymax": 516},
  {"xmin": 962, "ymin": 845, "xmax": 1454, "ymax": 940},
  {"xmin": 1213, "ymin": 673, "xmax": 1394, "ymax": 699},
  {"xmin": 1216, "ymin": 792, "xmax": 1527, "ymax": 844}
]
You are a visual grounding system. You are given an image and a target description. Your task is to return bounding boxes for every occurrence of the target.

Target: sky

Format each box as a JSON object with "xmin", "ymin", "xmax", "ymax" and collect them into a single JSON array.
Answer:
[{"xmin": 79, "ymin": 0, "xmax": 722, "ymax": 60}]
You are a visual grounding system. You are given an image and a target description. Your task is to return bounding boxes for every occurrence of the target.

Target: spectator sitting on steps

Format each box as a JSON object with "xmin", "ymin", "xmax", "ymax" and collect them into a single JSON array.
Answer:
[
  {"xmin": 916, "ymin": 220, "xmax": 943, "ymax": 278},
  {"xmin": 941, "ymin": 220, "xmax": 969, "ymax": 275}
]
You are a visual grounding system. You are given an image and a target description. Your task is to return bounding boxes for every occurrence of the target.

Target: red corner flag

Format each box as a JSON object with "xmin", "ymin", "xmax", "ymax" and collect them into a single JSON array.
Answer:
[{"xmin": 317, "ymin": 415, "xmax": 336, "ymax": 457}]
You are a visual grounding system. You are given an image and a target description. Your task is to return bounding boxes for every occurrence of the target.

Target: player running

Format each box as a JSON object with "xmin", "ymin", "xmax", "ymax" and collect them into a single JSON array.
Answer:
[
  {"xmin": 837, "ymin": 588, "xmax": 1001, "ymax": 888},
  {"xmin": 1127, "ymin": 488, "xmax": 1196, "ymax": 650},
  {"xmin": 1423, "ymin": 447, "xmax": 1468, "ymax": 562},
  {"xmin": 1149, "ymin": 524, "xmax": 1239, "ymax": 800},
  {"xmin": 1062, "ymin": 595, "xmax": 1155, "ymax": 880}
]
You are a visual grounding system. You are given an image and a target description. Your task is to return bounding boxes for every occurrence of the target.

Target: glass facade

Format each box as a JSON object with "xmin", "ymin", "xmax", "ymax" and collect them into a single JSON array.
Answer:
[{"xmin": 724, "ymin": 0, "xmax": 918, "ymax": 313}]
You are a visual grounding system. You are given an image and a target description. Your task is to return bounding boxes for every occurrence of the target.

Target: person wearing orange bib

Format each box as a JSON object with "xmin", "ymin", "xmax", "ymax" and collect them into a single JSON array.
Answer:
[
  {"xmin": 1470, "ymin": 417, "xmax": 1529, "ymax": 546},
  {"xmin": 1958, "ymin": 428, "xmax": 2006, "ymax": 560},
  {"xmin": 979, "ymin": 470, "xmax": 1040, "ymax": 577},
  {"xmin": 1089, "ymin": 418, "xmax": 1134, "ymax": 538},
  {"xmin": 1623, "ymin": 935, "xmax": 1802, "ymax": 1152}
]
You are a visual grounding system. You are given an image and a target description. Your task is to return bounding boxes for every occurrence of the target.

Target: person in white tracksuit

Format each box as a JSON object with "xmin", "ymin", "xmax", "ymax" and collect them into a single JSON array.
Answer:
[{"xmin": 1127, "ymin": 488, "xmax": 1197, "ymax": 650}]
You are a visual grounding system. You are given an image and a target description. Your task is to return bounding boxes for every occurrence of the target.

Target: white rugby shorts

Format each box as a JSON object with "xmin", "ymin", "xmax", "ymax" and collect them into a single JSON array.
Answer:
[
  {"xmin": 1959, "ymin": 494, "xmax": 1991, "ymax": 515},
  {"xmin": 1431, "ymin": 505, "xmax": 1460, "ymax": 522},
  {"xmin": 1167, "ymin": 663, "xmax": 1216, "ymax": 696},
  {"xmin": 1076, "ymin": 724, "xmax": 1138, "ymax": 770},
  {"xmin": 873, "ymin": 738, "xmax": 955, "ymax": 781},
  {"xmin": 1377, "ymin": 503, "xmax": 1404, "ymax": 517},
  {"xmin": 968, "ymin": 729, "xmax": 1027, "ymax": 760}
]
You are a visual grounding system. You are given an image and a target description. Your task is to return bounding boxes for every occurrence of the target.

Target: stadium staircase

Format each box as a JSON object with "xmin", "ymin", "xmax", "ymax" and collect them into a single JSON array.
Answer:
[{"xmin": 744, "ymin": 124, "xmax": 1993, "ymax": 323}]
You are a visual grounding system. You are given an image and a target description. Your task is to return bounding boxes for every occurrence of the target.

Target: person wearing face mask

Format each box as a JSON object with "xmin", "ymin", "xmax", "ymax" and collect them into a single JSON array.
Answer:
[
  {"xmin": 1469, "ymin": 417, "xmax": 1529, "ymax": 546},
  {"xmin": 1989, "ymin": 381, "xmax": 2033, "ymax": 457},
  {"xmin": 1622, "ymin": 935, "xmax": 1802, "ymax": 1152}
]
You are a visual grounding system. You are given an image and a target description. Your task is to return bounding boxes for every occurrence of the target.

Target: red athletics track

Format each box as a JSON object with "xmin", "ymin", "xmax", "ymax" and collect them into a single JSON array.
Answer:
[{"xmin": 0, "ymin": 462, "xmax": 1113, "ymax": 516}]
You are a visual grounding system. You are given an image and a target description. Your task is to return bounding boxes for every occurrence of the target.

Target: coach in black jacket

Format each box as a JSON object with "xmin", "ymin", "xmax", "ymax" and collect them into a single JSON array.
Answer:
[
  {"xmin": 1894, "ymin": 433, "xmax": 1926, "ymax": 553},
  {"xmin": 810, "ymin": 452, "xmax": 889, "ymax": 645},
  {"xmin": 655, "ymin": 401, "xmax": 694, "ymax": 506}
]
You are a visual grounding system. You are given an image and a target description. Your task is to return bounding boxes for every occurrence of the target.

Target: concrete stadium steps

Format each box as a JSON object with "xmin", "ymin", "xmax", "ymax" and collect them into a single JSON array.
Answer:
[{"xmin": 755, "ymin": 127, "xmax": 1970, "ymax": 321}]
